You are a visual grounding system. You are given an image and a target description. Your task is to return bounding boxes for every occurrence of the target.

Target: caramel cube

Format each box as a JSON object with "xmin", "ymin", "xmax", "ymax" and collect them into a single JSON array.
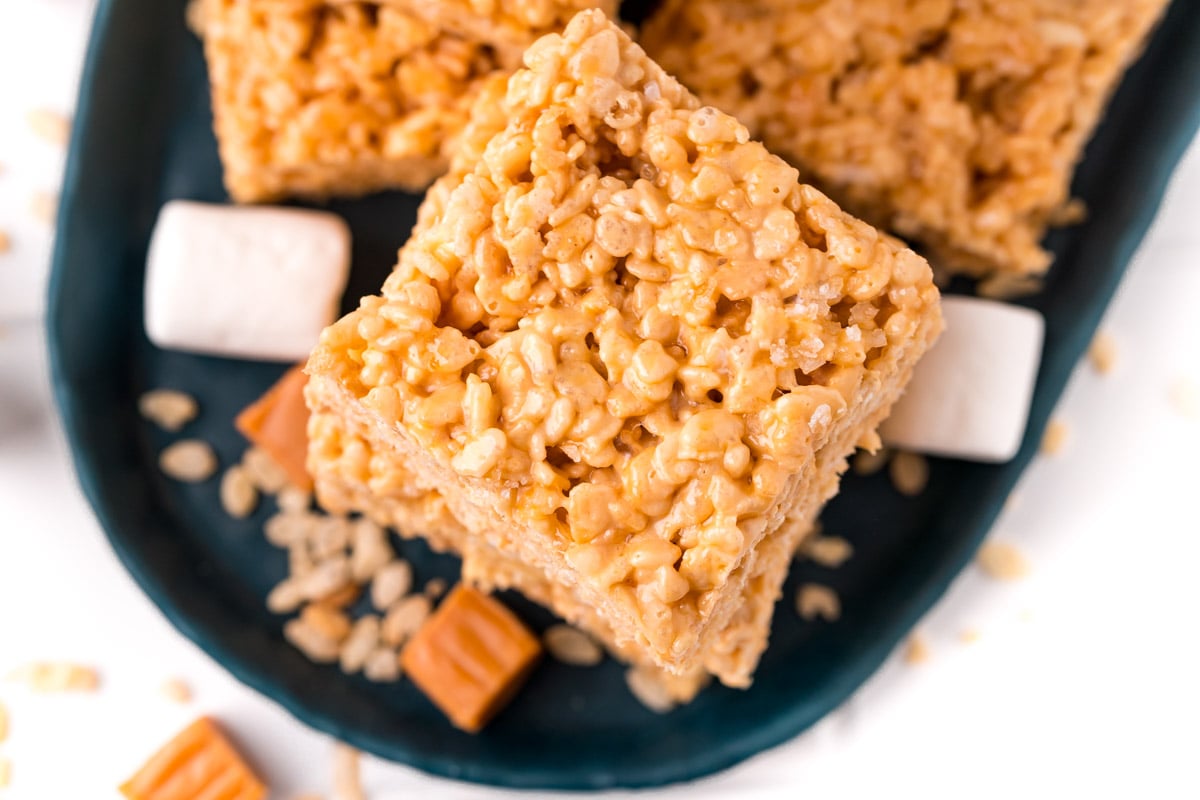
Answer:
[
  {"xmin": 236, "ymin": 365, "xmax": 312, "ymax": 491},
  {"xmin": 119, "ymin": 717, "xmax": 266, "ymax": 800},
  {"xmin": 401, "ymin": 585, "xmax": 542, "ymax": 732}
]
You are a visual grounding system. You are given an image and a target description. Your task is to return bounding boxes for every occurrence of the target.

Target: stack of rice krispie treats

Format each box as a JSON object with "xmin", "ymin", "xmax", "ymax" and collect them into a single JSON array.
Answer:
[
  {"xmin": 642, "ymin": 0, "xmax": 1169, "ymax": 277},
  {"xmin": 305, "ymin": 11, "xmax": 943, "ymax": 695},
  {"xmin": 195, "ymin": 0, "xmax": 616, "ymax": 202}
]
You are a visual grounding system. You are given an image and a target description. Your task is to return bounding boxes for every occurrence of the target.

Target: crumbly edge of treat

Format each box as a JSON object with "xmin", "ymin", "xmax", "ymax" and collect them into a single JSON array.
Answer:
[
  {"xmin": 308, "ymin": 8, "xmax": 941, "ymax": 668},
  {"xmin": 198, "ymin": 0, "xmax": 505, "ymax": 202},
  {"xmin": 641, "ymin": 0, "xmax": 1170, "ymax": 277}
]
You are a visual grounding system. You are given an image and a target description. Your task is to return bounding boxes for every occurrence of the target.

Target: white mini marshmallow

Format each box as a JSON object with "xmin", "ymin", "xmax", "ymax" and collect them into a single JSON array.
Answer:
[
  {"xmin": 880, "ymin": 296, "xmax": 1044, "ymax": 463},
  {"xmin": 145, "ymin": 200, "xmax": 351, "ymax": 362}
]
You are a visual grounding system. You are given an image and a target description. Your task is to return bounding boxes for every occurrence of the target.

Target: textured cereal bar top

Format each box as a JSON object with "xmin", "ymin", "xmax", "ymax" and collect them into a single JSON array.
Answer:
[
  {"xmin": 308, "ymin": 10, "xmax": 942, "ymax": 673},
  {"xmin": 642, "ymin": 0, "xmax": 1169, "ymax": 278},
  {"xmin": 197, "ymin": 0, "xmax": 506, "ymax": 202}
]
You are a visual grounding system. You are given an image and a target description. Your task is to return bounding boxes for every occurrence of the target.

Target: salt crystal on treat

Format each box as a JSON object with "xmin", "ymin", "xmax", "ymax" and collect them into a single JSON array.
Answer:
[
  {"xmin": 881, "ymin": 296, "xmax": 1044, "ymax": 463},
  {"xmin": 144, "ymin": 200, "xmax": 350, "ymax": 362}
]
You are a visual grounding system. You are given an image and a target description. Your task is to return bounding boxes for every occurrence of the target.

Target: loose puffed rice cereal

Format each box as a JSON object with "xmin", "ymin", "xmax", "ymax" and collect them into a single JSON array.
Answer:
[
  {"xmin": 976, "ymin": 540, "xmax": 1030, "ymax": 581},
  {"xmin": 852, "ymin": 447, "xmax": 891, "ymax": 477},
  {"xmin": 543, "ymin": 624, "xmax": 605, "ymax": 667},
  {"xmin": 0, "ymin": 699, "xmax": 8, "ymax": 741},
  {"xmin": 801, "ymin": 535, "xmax": 854, "ymax": 569},
  {"xmin": 624, "ymin": 666, "xmax": 676, "ymax": 714},
  {"xmin": 370, "ymin": 560, "xmax": 414, "ymax": 611},
  {"xmin": 31, "ymin": 191, "xmax": 58, "ymax": 224},
  {"xmin": 220, "ymin": 465, "xmax": 260, "ymax": 518},
  {"xmin": 1089, "ymin": 331, "xmax": 1119, "ymax": 375},
  {"xmin": 959, "ymin": 628, "xmax": 982, "ymax": 645},
  {"xmin": 0, "ymin": 757, "xmax": 9, "ymax": 788},
  {"xmin": 349, "ymin": 518, "xmax": 394, "ymax": 583},
  {"xmin": 159, "ymin": 678, "xmax": 193, "ymax": 704},
  {"xmin": 339, "ymin": 615, "xmax": 381, "ymax": 675},
  {"xmin": 0, "ymin": 230, "xmax": 10, "ymax": 254},
  {"xmin": 306, "ymin": 9, "xmax": 942, "ymax": 682},
  {"xmin": 362, "ymin": 648, "xmax": 402, "ymax": 683},
  {"xmin": 159, "ymin": 439, "xmax": 218, "ymax": 482},
  {"xmin": 904, "ymin": 633, "xmax": 931, "ymax": 665},
  {"xmin": 1040, "ymin": 419, "xmax": 1070, "ymax": 455},
  {"xmin": 300, "ymin": 603, "xmax": 352, "ymax": 643},
  {"xmin": 332, "ymin": 744, "xmax": 364, "ymax": 800},
  {"xmin": 889, "ymin": 451, "xmax": 929, "ymax": 496},
  {"xmin": 284, "ymin": 618, "xmax": 342, "ymax": 663},
  {"xmin": 243, "ymin": 446, "xmax": 291, "ymax": 494},
  {"xmin": 642, "ymin": 0, "xmax": 1168, "ymax": 278},
  {"xmin": 138, "ymin": 389, "xmax": 199, "ymax": 431},
  {"xmin": 198, "ymin": 0, "xmax": 509, "ymax": 202},
  {"xmin": 6, "ymin": 662, "xmax": 99, "ymax": 693},
  {"xmin": 27, "ymin": 108, "xmax": 71, "ymax": 146},
  {"xmin": 381, "ymin": 594, "xmax": 432, "ymax": 647},
  {"xmin": 795, "ymin": 583, "xmax": 840, "ymax": 622},
  {"xmin": 424, "ymin": 577, "xmax": 449, "ymax": 599}
]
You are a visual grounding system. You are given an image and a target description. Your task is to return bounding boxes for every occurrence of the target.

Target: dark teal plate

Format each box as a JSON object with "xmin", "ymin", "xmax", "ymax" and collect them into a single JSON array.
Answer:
[{"xmin": 47, "ymin": 0, "xmax": 1200, "ymax": 790}]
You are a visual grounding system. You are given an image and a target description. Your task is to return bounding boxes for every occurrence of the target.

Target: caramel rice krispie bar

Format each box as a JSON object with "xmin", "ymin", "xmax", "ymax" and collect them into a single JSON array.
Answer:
[
  {"xmin": 196, "ymin": 0, "xmax": 611, "ymax": 202},
  {"xmin": 642, "ymin": 0, "xmax": 1169, "ymax": 277},
  {"xmin": 306, "ymin": 10, "xmax": 942, "ymax": 680}
]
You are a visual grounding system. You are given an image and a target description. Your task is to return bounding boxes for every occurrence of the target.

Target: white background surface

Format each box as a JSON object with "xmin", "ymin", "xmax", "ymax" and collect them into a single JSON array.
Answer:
[{"xmin": 2, "ymin": 2, "xmax": 1199, "ymax": 798}]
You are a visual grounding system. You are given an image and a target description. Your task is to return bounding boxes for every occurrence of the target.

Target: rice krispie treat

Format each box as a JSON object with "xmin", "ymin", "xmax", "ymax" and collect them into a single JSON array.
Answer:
[
  {"xmin": 642, "ymin": 0, "xmax": 1169, "ymax": 277},
  {"xmin": 382, "ymin": 0, "xmax": 619, "ymax": 68},
  {"xmin": 198, "ymin": 0, "xmax": 506, "ymax": 202},
  {"xmin": 307, "ymin": 10, "xmax": 942, "ymax": 678}
]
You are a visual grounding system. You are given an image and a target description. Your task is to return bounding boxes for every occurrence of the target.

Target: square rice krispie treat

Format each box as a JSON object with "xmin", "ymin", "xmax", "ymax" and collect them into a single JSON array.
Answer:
[
  {"xmin": 307, "ymin": 10, "xmax": 942, "ymax": 678},
  {"xmin": 382, "ymin": 0, "xmax": 619, "ymax": 68},
  {"xmin": 642, "ymin": 0, "xmax": 1169, "ymax": 278},
  {"xmin": 198, "ymin": 0, "xmax": 503, "ymax": 202}
]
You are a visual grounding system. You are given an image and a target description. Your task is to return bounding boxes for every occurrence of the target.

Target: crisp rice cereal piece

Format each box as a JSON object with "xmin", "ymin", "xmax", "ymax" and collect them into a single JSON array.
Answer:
[
  {"xmin": 278, "ymin": 486, "xmax": 312, "ymax": 514},
  {"xmin": 424, "ymin": 577, "xmax": 448, "ymax": 599},
  {"xmin": 31, "ymin": 191, "xmax": 58, "ymax": 224},
  {"xmin": 339, "ymin": 615, "xmax": 381, "ymax": 675},
  {"xmin": 904, "ymin": 633, "xmax": 931, "ymax": 665},
  {"xmin": 221, "ymin": 465, "xmax": 259, "ymax": 518},
  {"xmin": 977, "ymin": 540, "xmax": 1030, "ymax": 581},
  {"xmin": 976, "ymin": 274, "xmax": 1044, "ymax": 301},
  {"xmin": 795, "ymin": 583, "xmax": 840, "ymax": 622},
  {"xmin": 159, "ymin": 678, "xmax": 193, "ymax": 704},
  {"xmin": 7, "ymin": 662, "xmax": 99, "ymax": 692},
  {"xmin": 643, "ymin": 0, "xmax": 1169, "ymax": 278},
  {"xmin": 959, "ymin": 628, "xmax": 982, "ymax": 645},
  {"xmin": 1088, "ymin": 331, "xmax": 1118, "ymax": 375},
  {"xmin": 284, "ymin": 618, "xmax": 341, "ymax": 663},
  {"xmin": 0, "ymin": 756, "xmax": 9, "ymax": 789},
  {"xmin": 362, "ymin": 648, "xmax": 402, "ymax": 683},
  {"xmin": 1040, "ymin": 419, "xmax": 1070, "ymax": 455},
  {"xmin": 350, "ymin": 518, "xmax": 394, "ymax": 583},
  {"xmin": 300, "ymin": 603, "xmax": 352, "ymax": 643},
  {"xmin": 802, "ymin": 535, "xmax": 853, "ymax": 569},
  {"xmin": 0, "ymin": 699, "xmax": 8, "ymax": 742},
  {"xmin": 380, "ymin": 594, "xmax": 431, "ymax": 647},
  {"xmin": 1170, "ymin": 378, "xmax": 1199, "ymax": 419},
  {"xmin": 307, "ymin": 9, "xmax": 943, "ymax": 682},
  {"xmin": 0, "ymin": 229, "xmax": 10, "ymax": 254},
  {"xmin": 159, "ymin": 440, "xmax": 218, "ymax": 482},
  {"xmin": 333, "ymin": 744, "xmax": 364, "ymax": 800},
  {"xmin": 889, "ymin": 451, "xmax": 929, "ymax": 496},
  {"xmin": 852, "ymin": 447, "xmax": 891, "ymax": 476},
  {"xmin": 243, "ymin": 446, "xmax": 291, "ymax": 494},
  {"xmin": 370, "ymin": 560, "xmax": 413, "ymax": 611},
  {"xmin": 543, "ymin": 624, "xmax": 605, "ymax": 667},
  {"xmin": 198, "ymin": 0, "xmax": 509, "ymax": 202},
  {"xmin": 624, "ymin": 666, "xmax": 676, "ymax": 714},
  {"xmin": 138, "ymin": 388, "xmax": 199, "ymax": 431},
  {"xmin": 27, "ymin": 108, "xmax": 71, "ymax": 146}
]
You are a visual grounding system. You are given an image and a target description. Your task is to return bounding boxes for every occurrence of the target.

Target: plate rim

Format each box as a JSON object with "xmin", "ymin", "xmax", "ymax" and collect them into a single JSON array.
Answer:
[{"xmin": 46, "ymin": 0, "xmax": 1200, "ymax": 790}]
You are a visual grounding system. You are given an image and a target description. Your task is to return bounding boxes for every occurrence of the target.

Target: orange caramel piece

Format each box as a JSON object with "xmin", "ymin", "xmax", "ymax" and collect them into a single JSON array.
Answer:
[
  {"xmin": 235, "ymin": 365, "xmax": 312, "ymax": 491},
  {"xmin": 401, "ymin": 585, "xmax": 542, "ymax": 732},
  {"xmin": 119, "ymin": 717, "xmax": 266, "ymax": 800}
]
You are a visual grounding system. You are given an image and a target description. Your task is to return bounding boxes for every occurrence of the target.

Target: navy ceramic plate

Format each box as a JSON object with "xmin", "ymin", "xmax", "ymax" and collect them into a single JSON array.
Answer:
[{"xmin": 47, "ymin": 0, "xmax": 1200, "ymax": 790}]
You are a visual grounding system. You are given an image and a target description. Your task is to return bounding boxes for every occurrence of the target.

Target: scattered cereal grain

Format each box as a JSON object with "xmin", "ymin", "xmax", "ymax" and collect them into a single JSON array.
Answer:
[
  {"xmin": 624, "ymin": 667, "xmax": 675, "ymax": 714},
  {"xmin": 288, "ymin": 541, "xmax": 315, "ymax": 577},
  {"xmin": 0, "ymin": 756, "xmax": 9, "ymax": 788},
  {"xmin": 159, "ymin": 440, "xmax": 218, "ymax": 482},
  {"xmin": 321, "ymin": 583, "xmax": 361, "ymax": 609},
  {"xmin": 284, "ymin": 618, "xmax": 341, "ymax": 663},
  {"xmin": 1088, "ymin": 331, "xmax": 1118, "ymax": 375},
  {"xmin": 220, "ymin": 465, "xmax": 259, "ymax": 518},
  {"xmin": 159, "ymin": 678, "xmax": 192, "ymax": 704},
  {"xmin": 27, "ymin": 108, "xmax": 71, "ymax": 146},
  {"xmin": 137, "ymin": 388, "xmax": 198, "ymax": 431},
  {"xmin": 300, "ymin": 555, "xmax": 352, "ymax": 601},
  {"xmin": 904, "ymin": 634, "xmax": 931, "ymax": 665},
  {"xmin": 31, "ymin": 191, "xmax": 58, "ymax": 224},
  {"xmin": 1040, "ymin": 419, "xmax": 1069, "ymax": 456},
  {"xmin": 852, "ymin": 447, "xmax": 891, "ymax": 477},
  {"xmin": 977, "ymin": 541, "xmax": 1030, "ymax": 581},
  {"xmin": 0, "ymin": 230, "xmax": 10, "ymax": 254},
  {"xmin": 543, "ymin": 625, "xmax": 604, "ymax": 667},
  {"xmin": 889, "ymin": 451, "xmax": 929, "ymax": 496},
  {"xmin": 339, "ymin": 615, "xmax": 381, "ymax": 674},
  {"xmin": 267, "ymin": 577, "xmax": 307, "ymax": 614},
  {"xmin": 362, "ymin": 648, "xmax": 402, "ymax": 683},
  {"xmin": 795, "ymin": 584, "xmax": 840, "ymax": 622},
  {"xmin": 1170, "ymin": 378, "xmax": 1199, "ymax": 419},
  {"xmin": 370, "ymin": 560, "xmax": 413, "ymax": 611},
  {"xmin": 310, "ymin": 517, "xmax": 352, "ymax": 560},
  {"xmin": 300, "ymin": 603, "xmax": 351, "ymax": 643},
  {"xmin": 423, "ymin": 577, "xmax": 448, "ymax": 600},
  {"xmin": 7, "ymin": 661, "xmax": 99, "ymax": 692},
  {"xmin": 265, "ymin": 511, "xmax": 315, "ymax": 547},
  {"xmin": 332, "ymin": 744, "xmax": 364, "ymax": 800},
  {"xmin": 278, "ymin": 486, "xmax": 312, "ymax": 514},
  {"xmin": 242, "ymin": 446, "xmax": 291, "ymax": 493},
  {"xmin": 350, "ymin": 518, "xmax": 393, "ymax": 583},
  {"xmin": 802, "ymin": 535, "xmax": 854, "ymax": 569},
  {"xmin": 0, "ymin": 700, "xmax": 8, "ymax": 741},
  {"xmin": 976, "ymin": 274, "xmax": 1043, "ymax": 301},
  {"xmin": 381, "ymin": 595, "xmax": 431, "ymax": 647},
  {"xmin": 959, "ymin": 629, "xmax": 982, "ymax": 645}
]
